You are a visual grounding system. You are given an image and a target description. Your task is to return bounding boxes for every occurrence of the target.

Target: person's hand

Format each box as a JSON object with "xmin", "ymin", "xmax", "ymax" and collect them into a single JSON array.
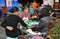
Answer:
[
  {"xmin": 6, "ymin": 26, "xmax": 13, "ymax": 31},
  {"xmin": 34, "ymin": 16, "xmax": 37, "ymax": 18},
  {"xmin": 31, "ymin": 16, "xmax": 37, "ymax": 19},
  {"xmin": 37, "ymin": 32, "xmax": 42, "ymax": 35}
]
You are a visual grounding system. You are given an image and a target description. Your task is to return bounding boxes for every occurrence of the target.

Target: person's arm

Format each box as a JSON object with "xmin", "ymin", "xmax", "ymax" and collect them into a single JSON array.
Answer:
[
  {"xmin": 1, "ymin": 18, "xmax": 7, "ymax": 28},
  {"xmin": 19, "ymin": 13, "xmax": 23, "ymax": 19},
  {"xmin": 1, "ymin": 18, "xmax": 13, "ymax": 31},
  {"xmin": 28, "ymin": 13, "xmax": 31, "ymax": 20},
  {"xmin": 18, "ymin": 17, "xmax": 27, "ymax": 27}
]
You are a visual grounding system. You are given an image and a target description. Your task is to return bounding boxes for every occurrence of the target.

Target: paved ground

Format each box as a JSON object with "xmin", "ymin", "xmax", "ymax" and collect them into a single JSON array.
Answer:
[
  {"xmin": 0, "ymin": 21, "xmax": 6, "ymax": 39},
  {"xmin": 0, "ymin": 26, "xmax": 6, "ymax": 39}
]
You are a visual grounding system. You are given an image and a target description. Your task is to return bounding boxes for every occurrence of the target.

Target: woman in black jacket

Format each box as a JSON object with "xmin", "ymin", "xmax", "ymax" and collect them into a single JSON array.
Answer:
[{"xmin": 1, "ymin": 7, "xmax": 27, "ymax": 39}]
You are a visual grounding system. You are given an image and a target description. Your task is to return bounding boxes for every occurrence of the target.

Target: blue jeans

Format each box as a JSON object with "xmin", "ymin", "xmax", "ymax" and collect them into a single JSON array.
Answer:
[{"xmin": 6, "ymin": 36, "xmax": 18, "ymax": 39}]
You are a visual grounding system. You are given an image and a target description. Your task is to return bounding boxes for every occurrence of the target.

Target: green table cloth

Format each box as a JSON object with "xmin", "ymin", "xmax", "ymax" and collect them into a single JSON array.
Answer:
[{"xmin": 25, "ymin": 20, "xmax": 40, "ymax": 26}]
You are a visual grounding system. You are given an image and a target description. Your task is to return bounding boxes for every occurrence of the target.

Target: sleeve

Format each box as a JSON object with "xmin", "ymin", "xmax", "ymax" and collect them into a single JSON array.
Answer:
[
  {"xmin": 1, "ymin": 18, "xmax": 7, "ymax": 28},
  {"xmin": 28, "ymin": 13, "xmax": 31, "ymax": 20},
  {"xmin": 19, "ymin": 13, "xmax": 23, "ymax": 19},
  {"xmin": 18, "ymin": 17, "xmax": 27, "ymax": 27}
]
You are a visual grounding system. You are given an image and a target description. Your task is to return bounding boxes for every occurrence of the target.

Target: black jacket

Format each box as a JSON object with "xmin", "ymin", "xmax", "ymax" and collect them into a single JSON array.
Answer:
[{"xmin": 1, "ymin": 15, "xmax": 27, "ymax": 38}]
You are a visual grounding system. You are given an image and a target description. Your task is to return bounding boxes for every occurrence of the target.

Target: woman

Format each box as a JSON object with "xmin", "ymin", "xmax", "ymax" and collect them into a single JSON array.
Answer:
[
  {"xmin": 19, "ymin": 6, "xmax": 31, "ymax": 21},
  {"xmin": 1, "ymin": 7, "xmax": 27, "ymax": 39},
  {"xmin": 32, "ymin": 5, "xmax": 53, "ymax": 37}
]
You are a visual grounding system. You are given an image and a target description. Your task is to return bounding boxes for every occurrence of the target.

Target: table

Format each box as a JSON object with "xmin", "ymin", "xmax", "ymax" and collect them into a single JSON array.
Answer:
[
  {"xmin": 19, "ymin": 20, "xmax": 40, "ymax": 34},
  {"xmin": 25, "ymin": 20, "xmax": 40, "ymax": 26}
]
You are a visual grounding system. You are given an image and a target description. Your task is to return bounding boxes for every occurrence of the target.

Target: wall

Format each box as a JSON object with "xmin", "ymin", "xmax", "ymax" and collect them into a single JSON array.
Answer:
[{"xmin": 50, "ymin": 0, "xmax": 54, "ymax": 7}]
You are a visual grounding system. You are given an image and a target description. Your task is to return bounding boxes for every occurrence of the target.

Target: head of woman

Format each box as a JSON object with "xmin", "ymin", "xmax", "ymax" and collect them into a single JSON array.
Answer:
[
  {"xmin": 9, "ymin": 7, "xmax": 19, "ymax": 15},
  {"xmin": 40, "ymin": 5, "xmax": 53, "ymax": 16},
  {"xmin": 45, "ymin": 5, "xmax": 53, "ymax": 14},
  {"xmin": 23, "ymin": 6, "xmax": 29, "ymax": 13}
]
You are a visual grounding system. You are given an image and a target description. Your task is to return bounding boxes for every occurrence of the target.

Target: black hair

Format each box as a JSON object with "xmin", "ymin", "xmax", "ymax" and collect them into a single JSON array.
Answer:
[
  {"xmin": 40, "ymin": 5, "xmax": 53, "ymax": 17},
  {"xmin": 9, "ymin": 7, "xmax": 18, "ymax": 13},
  {"xmin": 45, "ymin": 5, "xmax": 53, "ymax": 12}
]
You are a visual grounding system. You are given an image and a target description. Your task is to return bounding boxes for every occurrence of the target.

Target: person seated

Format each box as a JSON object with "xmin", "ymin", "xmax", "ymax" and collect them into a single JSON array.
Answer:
[
  {"xmin": 19, "ymin": 6, "xmax": 38, "ymax": 21},
  {"xmin": 19, "ymin": 6, "xmax": 31, "ymax": 21},
  {"xmin": 26, "ymin": 5, "xmax": 54, "ymax": 38}
]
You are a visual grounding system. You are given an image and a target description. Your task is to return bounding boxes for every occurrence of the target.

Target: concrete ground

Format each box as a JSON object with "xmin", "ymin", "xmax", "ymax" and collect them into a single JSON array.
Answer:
[
  {"xmin": 0, "ymin": 21, "xmax": 6, "ymax": 39},
  {"xmin": 0, "ymin": 26, "xmax": 6, "ymax": 39}
]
